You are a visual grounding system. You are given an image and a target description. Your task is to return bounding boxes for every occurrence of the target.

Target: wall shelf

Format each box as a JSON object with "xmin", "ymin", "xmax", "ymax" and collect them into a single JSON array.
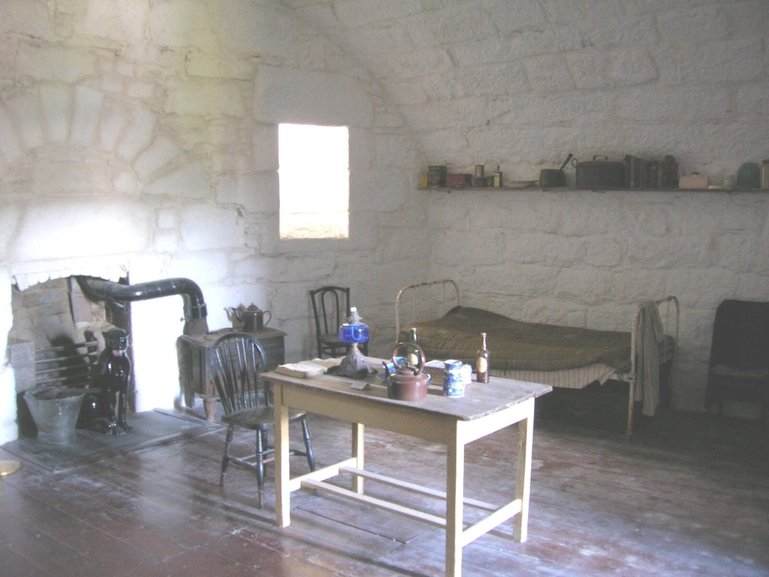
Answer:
[{"xmin": 419, "ymin": 186, "xmax": 766, "ymax": 194}]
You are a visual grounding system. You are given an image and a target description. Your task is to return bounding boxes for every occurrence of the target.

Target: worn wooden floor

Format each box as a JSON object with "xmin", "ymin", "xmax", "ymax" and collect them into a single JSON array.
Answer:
[{"xmin": 1, "ymin": 409, "xmax": 767, "ymax": 577}]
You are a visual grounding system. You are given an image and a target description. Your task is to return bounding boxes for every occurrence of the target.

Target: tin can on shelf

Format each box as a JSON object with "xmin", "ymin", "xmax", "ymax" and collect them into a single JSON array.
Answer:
[{"xmin": 427, "ymin": 165, "xmax": 447, "ymax": 187}]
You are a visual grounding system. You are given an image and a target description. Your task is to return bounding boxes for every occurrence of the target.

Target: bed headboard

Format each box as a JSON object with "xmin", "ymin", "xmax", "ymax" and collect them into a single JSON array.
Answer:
[{"xmin": 395, "ymin": 279, "xmax": 460, "ymax": 340}]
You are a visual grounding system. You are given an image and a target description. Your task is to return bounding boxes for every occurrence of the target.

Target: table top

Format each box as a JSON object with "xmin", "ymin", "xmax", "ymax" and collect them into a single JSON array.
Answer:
[{"xmin": 263, "ymin": 360, "xmax": 551, "ymax": 421}]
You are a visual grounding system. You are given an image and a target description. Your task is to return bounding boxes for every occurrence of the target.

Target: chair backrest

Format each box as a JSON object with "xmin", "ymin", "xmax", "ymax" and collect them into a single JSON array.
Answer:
[
  {"xmin": 309, "ymin": 286, "xmax": 351, "ymax": 339},
  {"xmin": 209, "ymin": 332, "xmax": 269, "ymax": 416},
  {"xmin": 709, "ymin": 299, "xmax": 769, "ymax": 370}
]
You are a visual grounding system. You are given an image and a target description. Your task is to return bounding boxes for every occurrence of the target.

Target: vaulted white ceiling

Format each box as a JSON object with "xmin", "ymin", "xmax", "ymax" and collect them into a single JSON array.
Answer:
[
  {"xmin": 277, "ymin": 0, "xmax": 664, "ymax": 174},
  {"xmin": 277, "ymin": 1, "xmax": 768, "ymax": 180}
]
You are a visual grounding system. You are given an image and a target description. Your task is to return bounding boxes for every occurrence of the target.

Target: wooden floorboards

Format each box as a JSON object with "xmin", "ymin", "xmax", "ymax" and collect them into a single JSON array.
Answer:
[{"xmin": 1, "ymin": 409, "xmax": 767, "ymax": 577}]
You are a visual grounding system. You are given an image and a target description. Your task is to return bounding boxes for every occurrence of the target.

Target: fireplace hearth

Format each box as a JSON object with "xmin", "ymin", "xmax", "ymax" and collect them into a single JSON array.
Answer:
[
  {"xmin": 7, "ymin": 275, "xmax": 210, "ymax": 444},
  {"xmin": 9, "ymin": 276, "xmax": 132, "ymax": 439}
]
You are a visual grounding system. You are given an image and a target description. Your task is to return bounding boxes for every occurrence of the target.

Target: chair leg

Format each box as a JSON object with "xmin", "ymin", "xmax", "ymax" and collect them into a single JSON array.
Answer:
[
  {"xmin": 220, "ymin": 424, "xmax": 234, "ymax": 487},
  {"xmin": 255, "ymin": 429, "xmax": 266, "ymax": 508},
  {"xmin": 301, "ymin": 417, "xmax": 316, "ymax": 471}
]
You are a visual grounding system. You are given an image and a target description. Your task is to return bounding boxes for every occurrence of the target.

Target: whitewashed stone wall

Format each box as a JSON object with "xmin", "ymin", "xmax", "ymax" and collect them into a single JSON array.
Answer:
[
  {"xmin": 1, "ymin": 0, "xmax": 769, "ymax": 442},
  {"xmin": 0, "ymin": 0, "xmax": 422, "ymax": 442},
  {"xmin": 426, "ymin": 189, "xmax": 769, "ymax": 413},
  {"xmin": 298, "ymin": 0, "xmax": 769, "ymax": 183}
]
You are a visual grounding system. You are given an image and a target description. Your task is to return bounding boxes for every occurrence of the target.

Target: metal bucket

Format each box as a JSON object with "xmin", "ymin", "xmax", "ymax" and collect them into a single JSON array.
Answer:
[{"xmin": 24, "ymin": 386, "xmax": 84, "ymax": 443}]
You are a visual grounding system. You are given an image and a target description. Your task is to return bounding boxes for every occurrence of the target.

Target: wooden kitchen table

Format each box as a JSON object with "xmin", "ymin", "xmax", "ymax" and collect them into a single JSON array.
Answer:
[{"xmin": 263, "ymin": 365, "xmax": 551, "ymax": 577}]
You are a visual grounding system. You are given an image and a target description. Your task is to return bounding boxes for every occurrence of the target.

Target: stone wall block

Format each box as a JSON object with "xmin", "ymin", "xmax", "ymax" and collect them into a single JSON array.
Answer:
[
  {"xmin": 614, "ymin": 86, "xmax": 731, "ymax": 122},
  {"xmin": 254, "ymin": 66, "xmax": 374, "ymax": 128},
  {"xmin": 458, "ymin": 62, "xmax": 531, "ymax": 98},
  {"xmin": 679, "ymin": 39, "xmax": 764, "ymax": 84},
  {"xmin": 499, "ymin": 93, "xmax": 602, "ymax": 127},
  {"xmin": 582, "ymin": 13, "xmax": 658, "ymax": 49},
  {"xmin": 15, "ymin": 43, "xmax": 95, "ymax": 83},
  {"xmin": 240, "ymin": 172, "xmax": 278, "ymax": 213},
  {"xmin": 714, "ymin": 234, "xmax": 757, "ymax": 274},
  {"xmin": 413, "ymin": 4, "xmax": 497, "ymax": 46},
  {"xmin": 524, "ymin": 54, "xmax": 575, "ymax": 93},
  {"xmin": 0, "ymin": 104, "xmax": 24, "ymax": 164},
  {"xmin": 148, "ymin": 0, "xmax": 215, "ymax": 48},
  {"xmin": 215, "ymin": 2, "xmax": 296, "ymax": 57},
  {"xmin": 152, "ymin": 230, "xmax": 179, "ymax": 254},
  {"xmin": 608, "ymin": 48, "xmax": 658, "ymax": 86},
  {"xmin": 552, "ymin": 267, "xmax": 616, "ymax": 305},
  {"xmin": 252, "ymin": 123, "xmax": 278, "ymax": 173},
  {"xmin": 185, "ymin": 50, "xmax": 253, "ymax": 80},
  {"xmin": 432, "ymin": 230, "xmax": 506, "ymax": 266},
  {"xmin": 27, "ymin": 157, "xmax": 112, "ymax": 197},
  {"xmin": 628, "ymin": 236, "xmax": 710, "ymax": 269},
  {"xmin": 163, "ymin": 79, "xmax": 246, "ymax": 118},
  {"xmin": 134, "ymin": 136, "xmax": 183, "ymax": 180},
  {"xmin": 179, "ymin": 204, "xmax": 241, "ymax": 251},
  {"xmin": 9, "ymin": 199, "xmax": 151, "ymax": 262},
  {"xmin": 373, "ymin": 133, "xmax": 419, "ymax": 168},
  {"xmin": 350, "ymin": 170, "xmax": 411, "ymax": 212},
  {"xmin": 76, "ymin": 0, "xmax": 146, "ymax": 43},
  {"xmin": 39, "ymin": 83, "xmax": 72, "ymax": 143},
  {"xmin": 70, "ymin": 86, "xmax": 105, "ymax": 148},
  {"xmin": 736, "ymin": 83, "xmax": 769, "ymax": 117},
  {"xmin": 655, "ymin": 6, "xmax": 731, "ymax": 45},
  {"xmin": 404, "ymin": 97, "xmax": 492, "ymax": 132},
  {"xmin": 567, "ymin": 51, "xmax": 611, "ymax": 90},
  {"xmin": 98, "ymin": 99, "xmax": 131, "ymax": 152},
  {"xmin": 143, "ymin": 162, "xmax": 210, "ymax": 199},
  {"xmin": 584, "ymin": 237, "xmax": 626, "ymax": 268},
  {"xmin": 126, "ymin": 80, "xmax": 156, "ymax": 100},
  {"xmin": 0, "ymin": 1, "xmax": 53, "ymax": 38},
  {"xmin": 116, "ymin": 107, "xmax": 156, "ymax": 162},
  {"xmin": 6, "ymin": 94, "xmax": 45, "ymax": 151},
  {"xmin": 113, "ymin": 170, "xmax": 138, "ymax": 194},
  {"xmin": 506, "ymin": 233, "xmax": 586, "ymax": 266}
]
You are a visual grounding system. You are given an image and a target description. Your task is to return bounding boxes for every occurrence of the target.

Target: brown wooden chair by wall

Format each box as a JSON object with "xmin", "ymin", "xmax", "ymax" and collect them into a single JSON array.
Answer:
[
  {"xmin": 209, "ymin": 332, "xmax": 315, "ymax": 507},
  {"xmin": 309, "ymin": 285, "xmax": 368, "ymax": 358},
  {"xmin": 705, "ymin": 299, "xmax": 769, "ymax": 424}
]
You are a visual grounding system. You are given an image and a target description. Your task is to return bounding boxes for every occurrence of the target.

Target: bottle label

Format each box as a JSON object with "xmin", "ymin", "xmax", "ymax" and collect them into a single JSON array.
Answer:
[{"xmin": 477, "ymin": 357, "xmax": 488, "ymax": 374}]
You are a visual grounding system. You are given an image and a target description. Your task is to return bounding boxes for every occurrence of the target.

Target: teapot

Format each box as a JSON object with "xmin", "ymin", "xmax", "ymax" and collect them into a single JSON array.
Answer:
[
  {"xmin": 225, "ymin": 303, "xmax": 271, "ymax": 331},
  {"xmin": 386, "ymin": 342, "xmax": 429, "ymax": 401},
  {"xmin": 224, "ymin": 304, "xmax": 246, "ymax": 326}
]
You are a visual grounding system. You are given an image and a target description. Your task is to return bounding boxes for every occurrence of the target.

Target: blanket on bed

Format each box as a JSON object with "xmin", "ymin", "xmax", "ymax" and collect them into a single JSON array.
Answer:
[{"xmin": 402, "ymin": 306, "xmax": 632, "ymax": 373}]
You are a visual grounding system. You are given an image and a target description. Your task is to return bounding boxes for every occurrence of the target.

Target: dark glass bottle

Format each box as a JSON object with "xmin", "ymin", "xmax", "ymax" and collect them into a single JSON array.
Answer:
[
  {"xmin": 475, "ymin": 332, "xmax": 490, "ymax": 383},
  {"xmin": 407, "ymin": 327, "xmax": 419, "ymax": 367}
]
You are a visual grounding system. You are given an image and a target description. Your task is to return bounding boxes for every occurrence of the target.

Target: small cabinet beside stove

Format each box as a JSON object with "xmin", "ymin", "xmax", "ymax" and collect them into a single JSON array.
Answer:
[{"xmin": 177, "ymin": 327, "xmax": 286, "ymax": 421}]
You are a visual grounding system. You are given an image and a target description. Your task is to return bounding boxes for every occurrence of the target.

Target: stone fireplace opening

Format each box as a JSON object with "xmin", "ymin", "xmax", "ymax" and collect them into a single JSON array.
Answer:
[{"xmin": 8, "ymin": 276, "xmax": 133, "ymax": 438}]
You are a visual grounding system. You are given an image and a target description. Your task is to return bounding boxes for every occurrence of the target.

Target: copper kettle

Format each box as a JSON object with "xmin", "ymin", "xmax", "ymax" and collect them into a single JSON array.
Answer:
[{"xmin": 387, "ymin": 342, "xmax": 429, "ymax": 401}]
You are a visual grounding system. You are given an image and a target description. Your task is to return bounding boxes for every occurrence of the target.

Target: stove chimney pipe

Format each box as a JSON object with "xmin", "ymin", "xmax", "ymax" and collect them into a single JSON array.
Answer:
[{"xmin": 76, "ymin": 276, "xmax": 209, "ymax": 335}]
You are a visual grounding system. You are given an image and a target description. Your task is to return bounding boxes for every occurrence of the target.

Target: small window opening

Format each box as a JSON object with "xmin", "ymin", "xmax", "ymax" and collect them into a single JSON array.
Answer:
[{"xmin": 278, "ymin": 123, "xmax": 349, "ymax": 239}]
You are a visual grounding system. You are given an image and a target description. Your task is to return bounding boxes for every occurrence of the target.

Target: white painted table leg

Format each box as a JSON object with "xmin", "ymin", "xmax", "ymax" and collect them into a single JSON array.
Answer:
[
  {"xmin": 446, "ymin": 423, "xmax": 466, "ymax": 577},
  {"xmin": 514, "ymin": 398, "xmax": 534, "ymax": 542},
  {"xmin": 274, "ymin": 386, "xmax": 291, "ymax": 527},
  {"xmin": 352, "ymin": 422, "xmax": 365, "ymax": 494}
]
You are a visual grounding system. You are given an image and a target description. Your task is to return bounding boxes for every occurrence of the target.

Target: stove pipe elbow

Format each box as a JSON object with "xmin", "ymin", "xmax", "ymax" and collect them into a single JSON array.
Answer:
[{"xmin": 76, "ymin": 276, "xmax": 209, "ymax": 335}]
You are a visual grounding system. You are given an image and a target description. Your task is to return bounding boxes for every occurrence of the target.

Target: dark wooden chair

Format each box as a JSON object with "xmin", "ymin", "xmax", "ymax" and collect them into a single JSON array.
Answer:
[
  {"xmin": 705, "ymin": 300, "xmax": 769, "ymax": 423},
  {"xmin": 309, "ymin": 286, "xmax": 368, "ymax": 358},
  {"xmin": 209, "ymin": 332, "xmax": 315, "ymax": 507}
]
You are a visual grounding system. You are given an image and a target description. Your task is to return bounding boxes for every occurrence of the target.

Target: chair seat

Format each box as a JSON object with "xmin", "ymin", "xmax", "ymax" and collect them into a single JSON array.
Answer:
[{"xmin": 223, "ymin": 406, "xmax": 307, "ymax": 430}]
